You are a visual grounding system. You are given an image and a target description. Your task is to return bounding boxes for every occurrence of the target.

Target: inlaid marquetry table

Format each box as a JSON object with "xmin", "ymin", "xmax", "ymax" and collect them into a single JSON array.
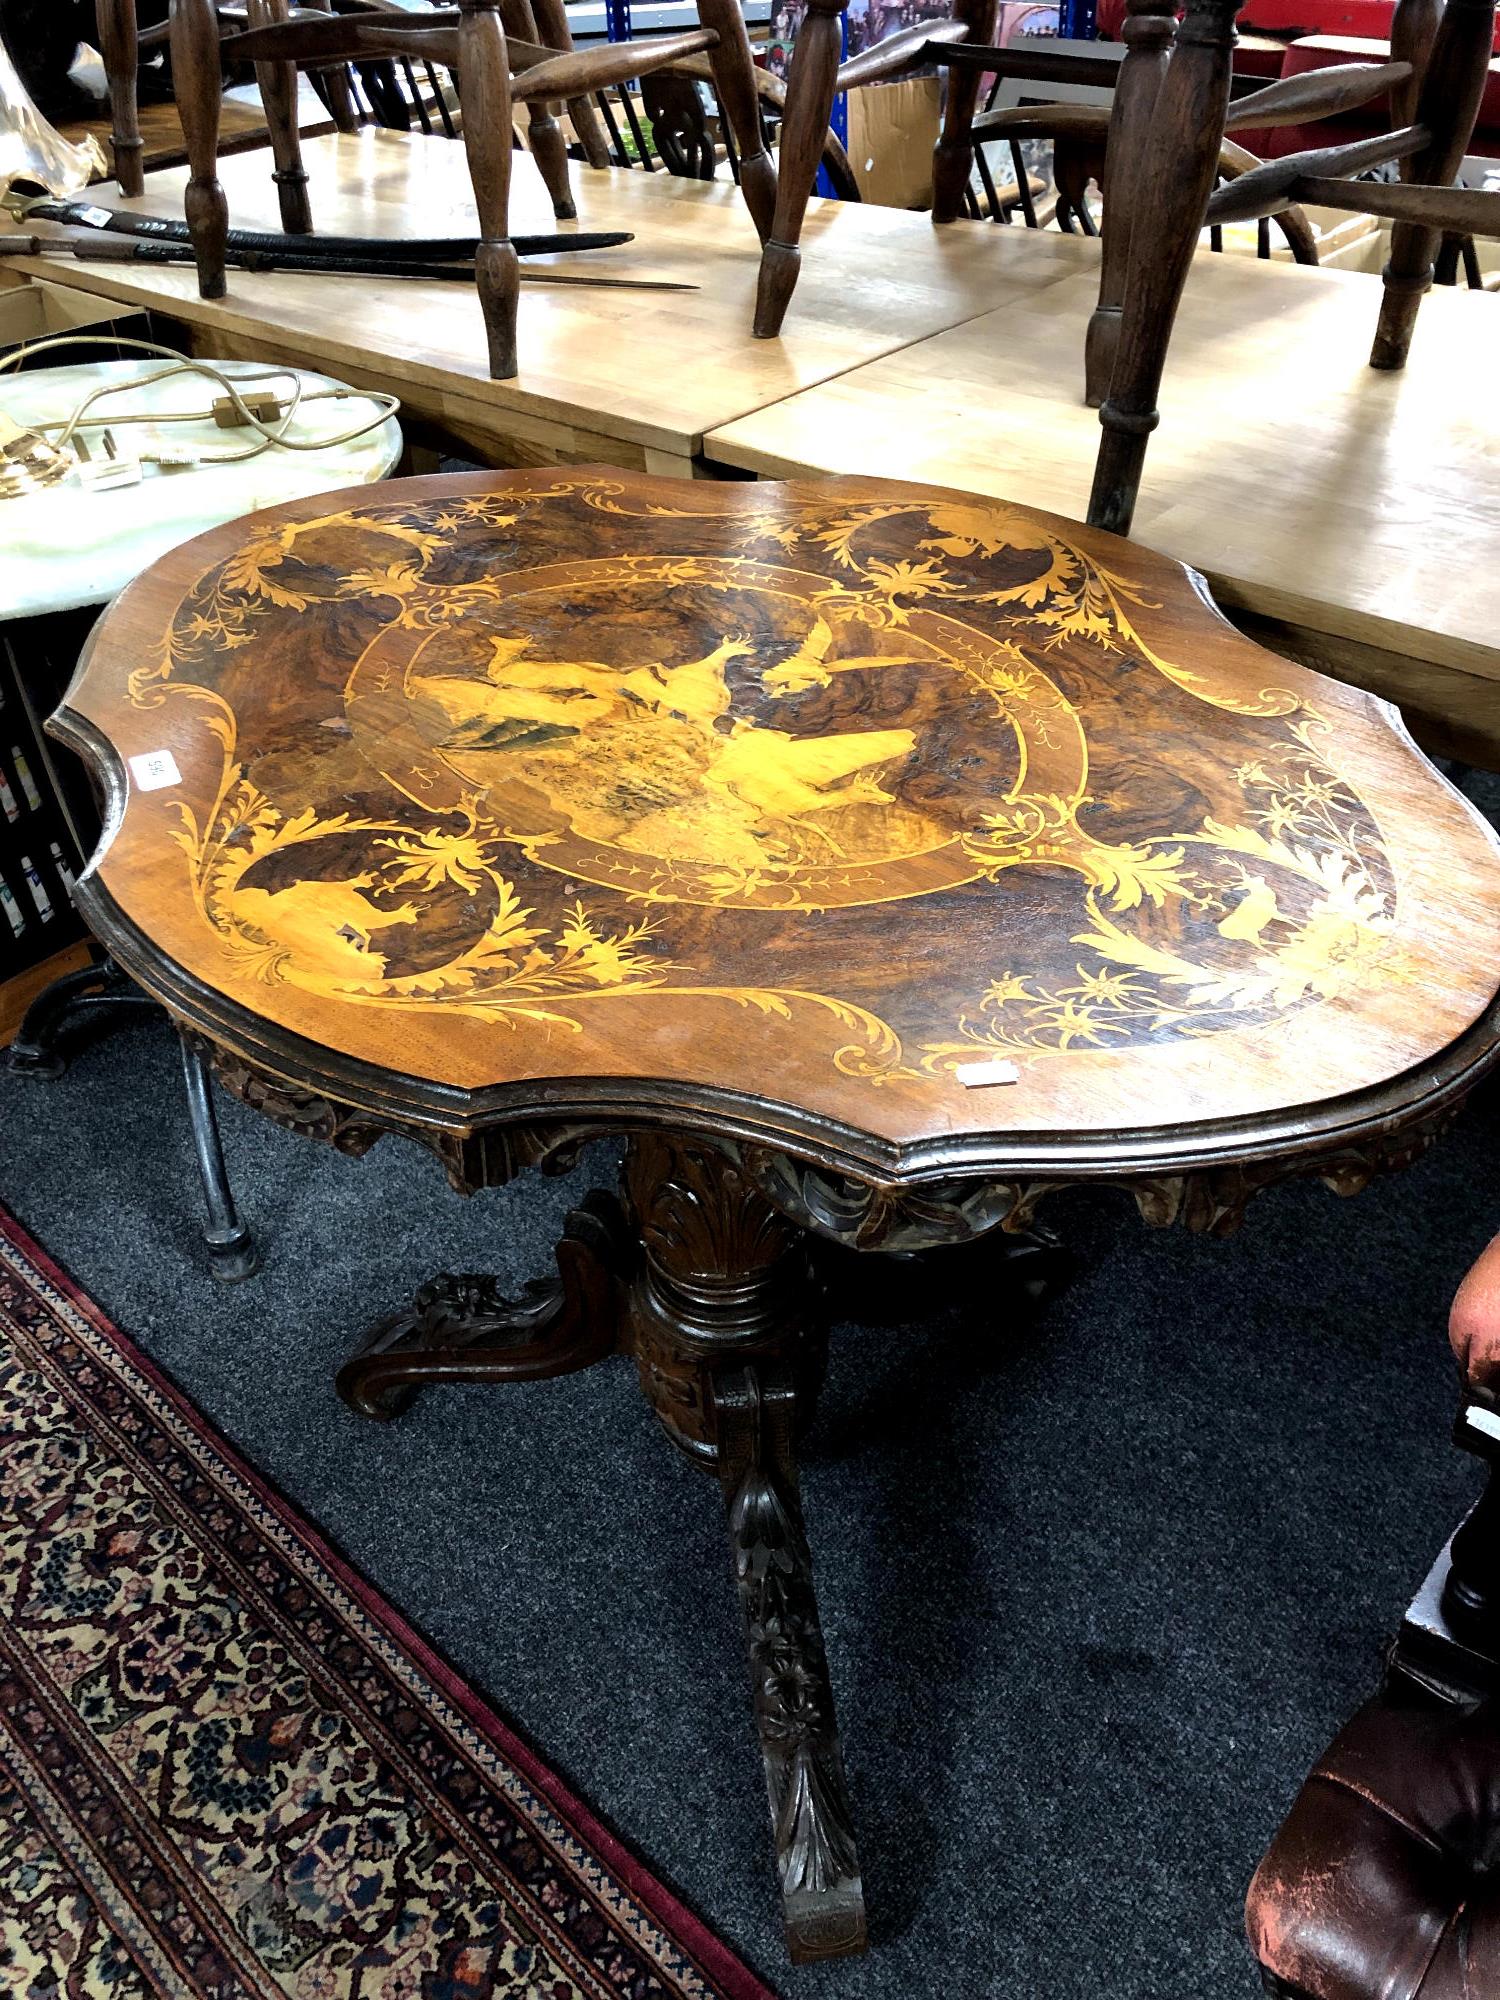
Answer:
[{"xmin": 55, "ymin": 468, "xmax": 1500, "ymax": 1962}]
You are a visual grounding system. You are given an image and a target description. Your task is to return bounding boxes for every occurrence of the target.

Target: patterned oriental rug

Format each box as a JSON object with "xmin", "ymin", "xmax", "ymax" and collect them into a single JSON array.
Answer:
[{"xmin": 0, "ymin": 1207, "xmax": 775, "ymax": 2000}]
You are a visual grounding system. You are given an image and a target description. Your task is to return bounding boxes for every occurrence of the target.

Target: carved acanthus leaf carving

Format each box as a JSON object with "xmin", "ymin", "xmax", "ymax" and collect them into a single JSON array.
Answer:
[{"xmin": 209, "ymin": 1050, "xmax": 387, "ymax": 1156}]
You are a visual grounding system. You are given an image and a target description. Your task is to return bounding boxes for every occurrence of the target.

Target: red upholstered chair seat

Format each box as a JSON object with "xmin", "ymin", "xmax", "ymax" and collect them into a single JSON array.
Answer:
[{"xmin": 1246, "ymin": 1694, "xmax": 1500, "ymax": 1998}]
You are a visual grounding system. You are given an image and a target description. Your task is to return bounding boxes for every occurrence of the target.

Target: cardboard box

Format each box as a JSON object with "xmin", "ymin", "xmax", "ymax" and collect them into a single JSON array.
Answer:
[
  {"xmin": 845, "ymin": 75, "xmax": 941, "ymax": 209},
  {"xmin": 0, "ymin": 275, "xmax": 139, "ymax": 353}
]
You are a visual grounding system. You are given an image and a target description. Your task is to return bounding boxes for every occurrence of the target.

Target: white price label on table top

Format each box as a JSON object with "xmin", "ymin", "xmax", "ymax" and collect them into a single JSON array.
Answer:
[{"xmin": 129, "ymin": 749, "xmax": 182, "ymax": 792}]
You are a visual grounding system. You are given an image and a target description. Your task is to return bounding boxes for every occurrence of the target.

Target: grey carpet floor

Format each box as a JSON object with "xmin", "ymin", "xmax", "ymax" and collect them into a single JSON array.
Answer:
[{"xmin": 3, "ymin": 779, "xmax": 1498, "ymax": 2000}]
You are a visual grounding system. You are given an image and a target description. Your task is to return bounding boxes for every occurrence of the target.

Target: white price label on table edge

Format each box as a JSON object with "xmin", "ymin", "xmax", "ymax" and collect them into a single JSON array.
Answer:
[{"xmin": 129, "ymin": 750, "xmax": 182, "ymax": 792}]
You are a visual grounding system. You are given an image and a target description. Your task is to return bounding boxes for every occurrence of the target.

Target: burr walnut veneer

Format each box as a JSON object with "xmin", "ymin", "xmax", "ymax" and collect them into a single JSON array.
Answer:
[{"xmin": 55, "ymin": 468, "xmax": 1500, "ymax": 1961}]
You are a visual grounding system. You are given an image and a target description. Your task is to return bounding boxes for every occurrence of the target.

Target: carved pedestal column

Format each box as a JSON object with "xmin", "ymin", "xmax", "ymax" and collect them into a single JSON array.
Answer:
[{"xmin": 623, "ymin": 1134, "xmax": 866, "ymax": 1962}]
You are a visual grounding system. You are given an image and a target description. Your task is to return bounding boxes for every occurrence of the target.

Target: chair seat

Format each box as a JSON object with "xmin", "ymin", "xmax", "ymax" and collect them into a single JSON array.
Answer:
[
  {"xmin": 1247, "ymin": 1693, "xmax": 1500, "ymax": 1999},
  {"xmin": 54, "ymin": 468, "xmax": 1500, "ymax": 1182}
]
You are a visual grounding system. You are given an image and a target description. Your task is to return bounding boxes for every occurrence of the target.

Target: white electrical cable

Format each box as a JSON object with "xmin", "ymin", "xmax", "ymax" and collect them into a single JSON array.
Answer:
[{"xmin": 0, "ymin": 333, "xmax": 401, "ymax": 469}]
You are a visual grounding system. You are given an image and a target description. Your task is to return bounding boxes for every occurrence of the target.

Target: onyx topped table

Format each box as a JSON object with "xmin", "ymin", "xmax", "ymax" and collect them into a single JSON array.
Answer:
[
  {"xmin": 55, "ymin": 468, "xmax": 1500, "ymax": 1962},
  {"xmin": 2, "ymin": 358, "xmax": 400, "ymax": 1276}
]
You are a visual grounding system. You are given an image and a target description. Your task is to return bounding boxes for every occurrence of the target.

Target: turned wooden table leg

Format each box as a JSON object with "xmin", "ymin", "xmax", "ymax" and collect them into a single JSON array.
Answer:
[
  {"xmin": 753, "ymin": 0, "xmax": 845, "ymax": 337},
  {"xmin": 931, "ymin": 0, "xmax": 997, "ymax": 225},
  {"xmin": 1371, "ymin": 0, "xmax": 1496, "ymax": 370},
  {"xmin": 1084, "ymin": 0, "xmax": 1176, "ymax": 408},
  {"xmin": 248, "ymin": 0, "xmax": 313, "ymax": 234},
  {"xmin": 170, "ymin": 0, "xmax": 229, "ymax": 298},
  {"xmin": 97, "ymin": 0, "xmax": 145, "ymax": 197},
  {"xmin": 623, "ymin": 1134, "xmax": 866, "ymax": 1962},
  {"xmin": 456, "ymin": 0, "xmax": 522, "ymax": 378},
  {"xmin": 697, "ymin": 0, "xmax": 777, "ymax": 242}
]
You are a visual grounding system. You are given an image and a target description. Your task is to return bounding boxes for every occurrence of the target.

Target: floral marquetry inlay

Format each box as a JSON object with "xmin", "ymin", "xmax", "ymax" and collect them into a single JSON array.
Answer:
[{"xmin": 62, "ymin": 469, "xmax": 1500, "ymax": 1146}]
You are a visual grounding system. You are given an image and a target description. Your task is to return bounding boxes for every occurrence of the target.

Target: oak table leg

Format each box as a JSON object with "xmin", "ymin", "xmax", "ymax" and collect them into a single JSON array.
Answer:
[
  {"xmin": 170, "ymin": 0, "xmax": 230, "ymax": 298},
  {"xmin": 754, "ymin": 0, "xmax": 845, "ymax": 337},
  {"xmin": 97, "ymin": 0, "xmax": 145, "ymax": 197}
]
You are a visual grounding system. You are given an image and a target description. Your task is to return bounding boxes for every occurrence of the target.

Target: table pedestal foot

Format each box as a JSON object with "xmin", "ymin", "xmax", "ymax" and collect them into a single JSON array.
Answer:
[
  {"xmin": 714, "ymin": 1359, "xmax": 867, "ymax": 1963},
  {"xmin": 6, "ymin": 955, "xmax": 154, "ymax": 1079},
  {"xmin": 335, "ymin": 1192, "xmax": 628, "ymax": 1419}
]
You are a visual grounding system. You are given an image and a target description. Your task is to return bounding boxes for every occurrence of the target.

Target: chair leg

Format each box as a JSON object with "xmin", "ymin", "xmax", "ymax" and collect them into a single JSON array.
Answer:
[
  {"xmin": 170, "ymin": 0, "xmax": 229, "ymax": 298},
  {"xmin": 931, "ymin": 0, "xmax": 997, "ymax": 224},
  {"xmin": 696, "ymin": 0, "xmax": 777, "ymax": 242},
  {"xmin": 179, "ymin": 1032, "xmax": 259, "ymax": 1282},
  {"xmin": 1083, "ymin": 0, "xmax": 1177, "ymax": 408},
  {"xmin": 1087, "ymin": 0, "xmax": 1239, "ymax": 537},
  {"xmin": 752, "ymin": 0, "xmax": 844, "ymax": 337},
  {"xmin": 300, "ymin": 0, "xmax": 361, "ymax": 131},
  {"xmin": 247, "ymin": 0, "xmax": 314, "ymax": 234},
  {"xmin": 97, "ymin": 0, "xmax": 146, "ymax": 198},
  {"xmin": 456, "ymin": 0, "xmax": 521, "ymax": 379},
  {"xmin": 1371, "ymin": 0, "xmax": 1495, "ymax": 369},
  {"xmin": 499, "ymin": 0, "xmax": 575, "ymax": 217},
  {"xmin": 527, "ymin": 0, "xmax": 613, "ymax": 171}
]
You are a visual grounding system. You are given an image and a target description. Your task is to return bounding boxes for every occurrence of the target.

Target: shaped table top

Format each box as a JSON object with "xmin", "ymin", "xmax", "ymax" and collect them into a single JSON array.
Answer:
[{"xmin": 57, "ymin": 469, "xmax": 1500, "ymax": 1177}]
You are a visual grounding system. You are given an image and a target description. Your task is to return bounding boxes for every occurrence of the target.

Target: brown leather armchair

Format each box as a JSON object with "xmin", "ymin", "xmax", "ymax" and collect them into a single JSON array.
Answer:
[{"xmin": 1246, "ymin": 1229, "xmax": 1500, "ymax": 1997}]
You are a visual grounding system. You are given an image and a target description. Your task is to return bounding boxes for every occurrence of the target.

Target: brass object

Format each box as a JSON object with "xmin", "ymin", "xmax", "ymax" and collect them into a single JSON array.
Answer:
[
  {"xmin": 0, "ymin": 412, "xmax": 70, "ymax": 498},
  {"xmin": 0, "ymin": 40, "xmax": 107, "ymax": 198}
]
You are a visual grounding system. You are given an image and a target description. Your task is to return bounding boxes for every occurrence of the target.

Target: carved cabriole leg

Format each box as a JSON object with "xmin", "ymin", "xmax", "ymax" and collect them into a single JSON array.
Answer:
[
  {"xmin": 620, "ymin": 1134, "xmax": 864, "ymax": 1961},
  {"xmin": 98, "ymin": 0, "xmax": 145, "ymax": 197},
  {"xmin": 1087, "ymin": 0, "xmax": 1239, "ymax": 536},
  {"xmin": 455, "ymin": 0, "xmax": 522, "ymax": 379},
  {"xmin": 500, "ymin": 0, "xmax": 576, "ymax": 217},
  {"xmin": 1370, "ymin": 0, "xmax": 1496, "ymax": 370},
  {"xmin": 931, "ymin": 0, "xmax": 998, "ymax": 225},
  {"xmin": 170, "ymin": 0, "xmax": 229, "ymax": 298},
  {"xmin": 527, "ymin": 0, "xmax": 613, "ymax": 171},
  {"xmin": 696, "ymin": 0, "xmax": 778, "ymax": 241},
  {"xmin": 753, "ymin": 0, "xmax": 844, "ymax": 337},
  {"xmin": 247, "ymin": 0, "xmax": 313, "ymax": 235},
  {"xmin": 335, "ymin": 1193, "xmax": 627, "ymax": 1418},
  {"xmin": 1084, "ymin": 0, "xmax": 1177, "ymax": 408},
  {"xmin": 714, "ymin": 1363, "xmax": 867, "ymax": 1964}
]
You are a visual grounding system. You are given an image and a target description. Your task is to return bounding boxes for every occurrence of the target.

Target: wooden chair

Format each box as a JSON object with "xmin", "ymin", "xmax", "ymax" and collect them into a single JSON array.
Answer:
[
  {"xmin": 1087, "ymin": 0, "xmax": 1500, "ymax": 533},
  {"xmin": 165, "ymin": 0, "xmax": 777, "ymax": 378},
  {"xmin": 749, "ymin": 0, "xmax": 999, "ymax": 337},
  {"xmin": 95, "ymin": 0, "xmax": 369, "ymax": 197}
]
